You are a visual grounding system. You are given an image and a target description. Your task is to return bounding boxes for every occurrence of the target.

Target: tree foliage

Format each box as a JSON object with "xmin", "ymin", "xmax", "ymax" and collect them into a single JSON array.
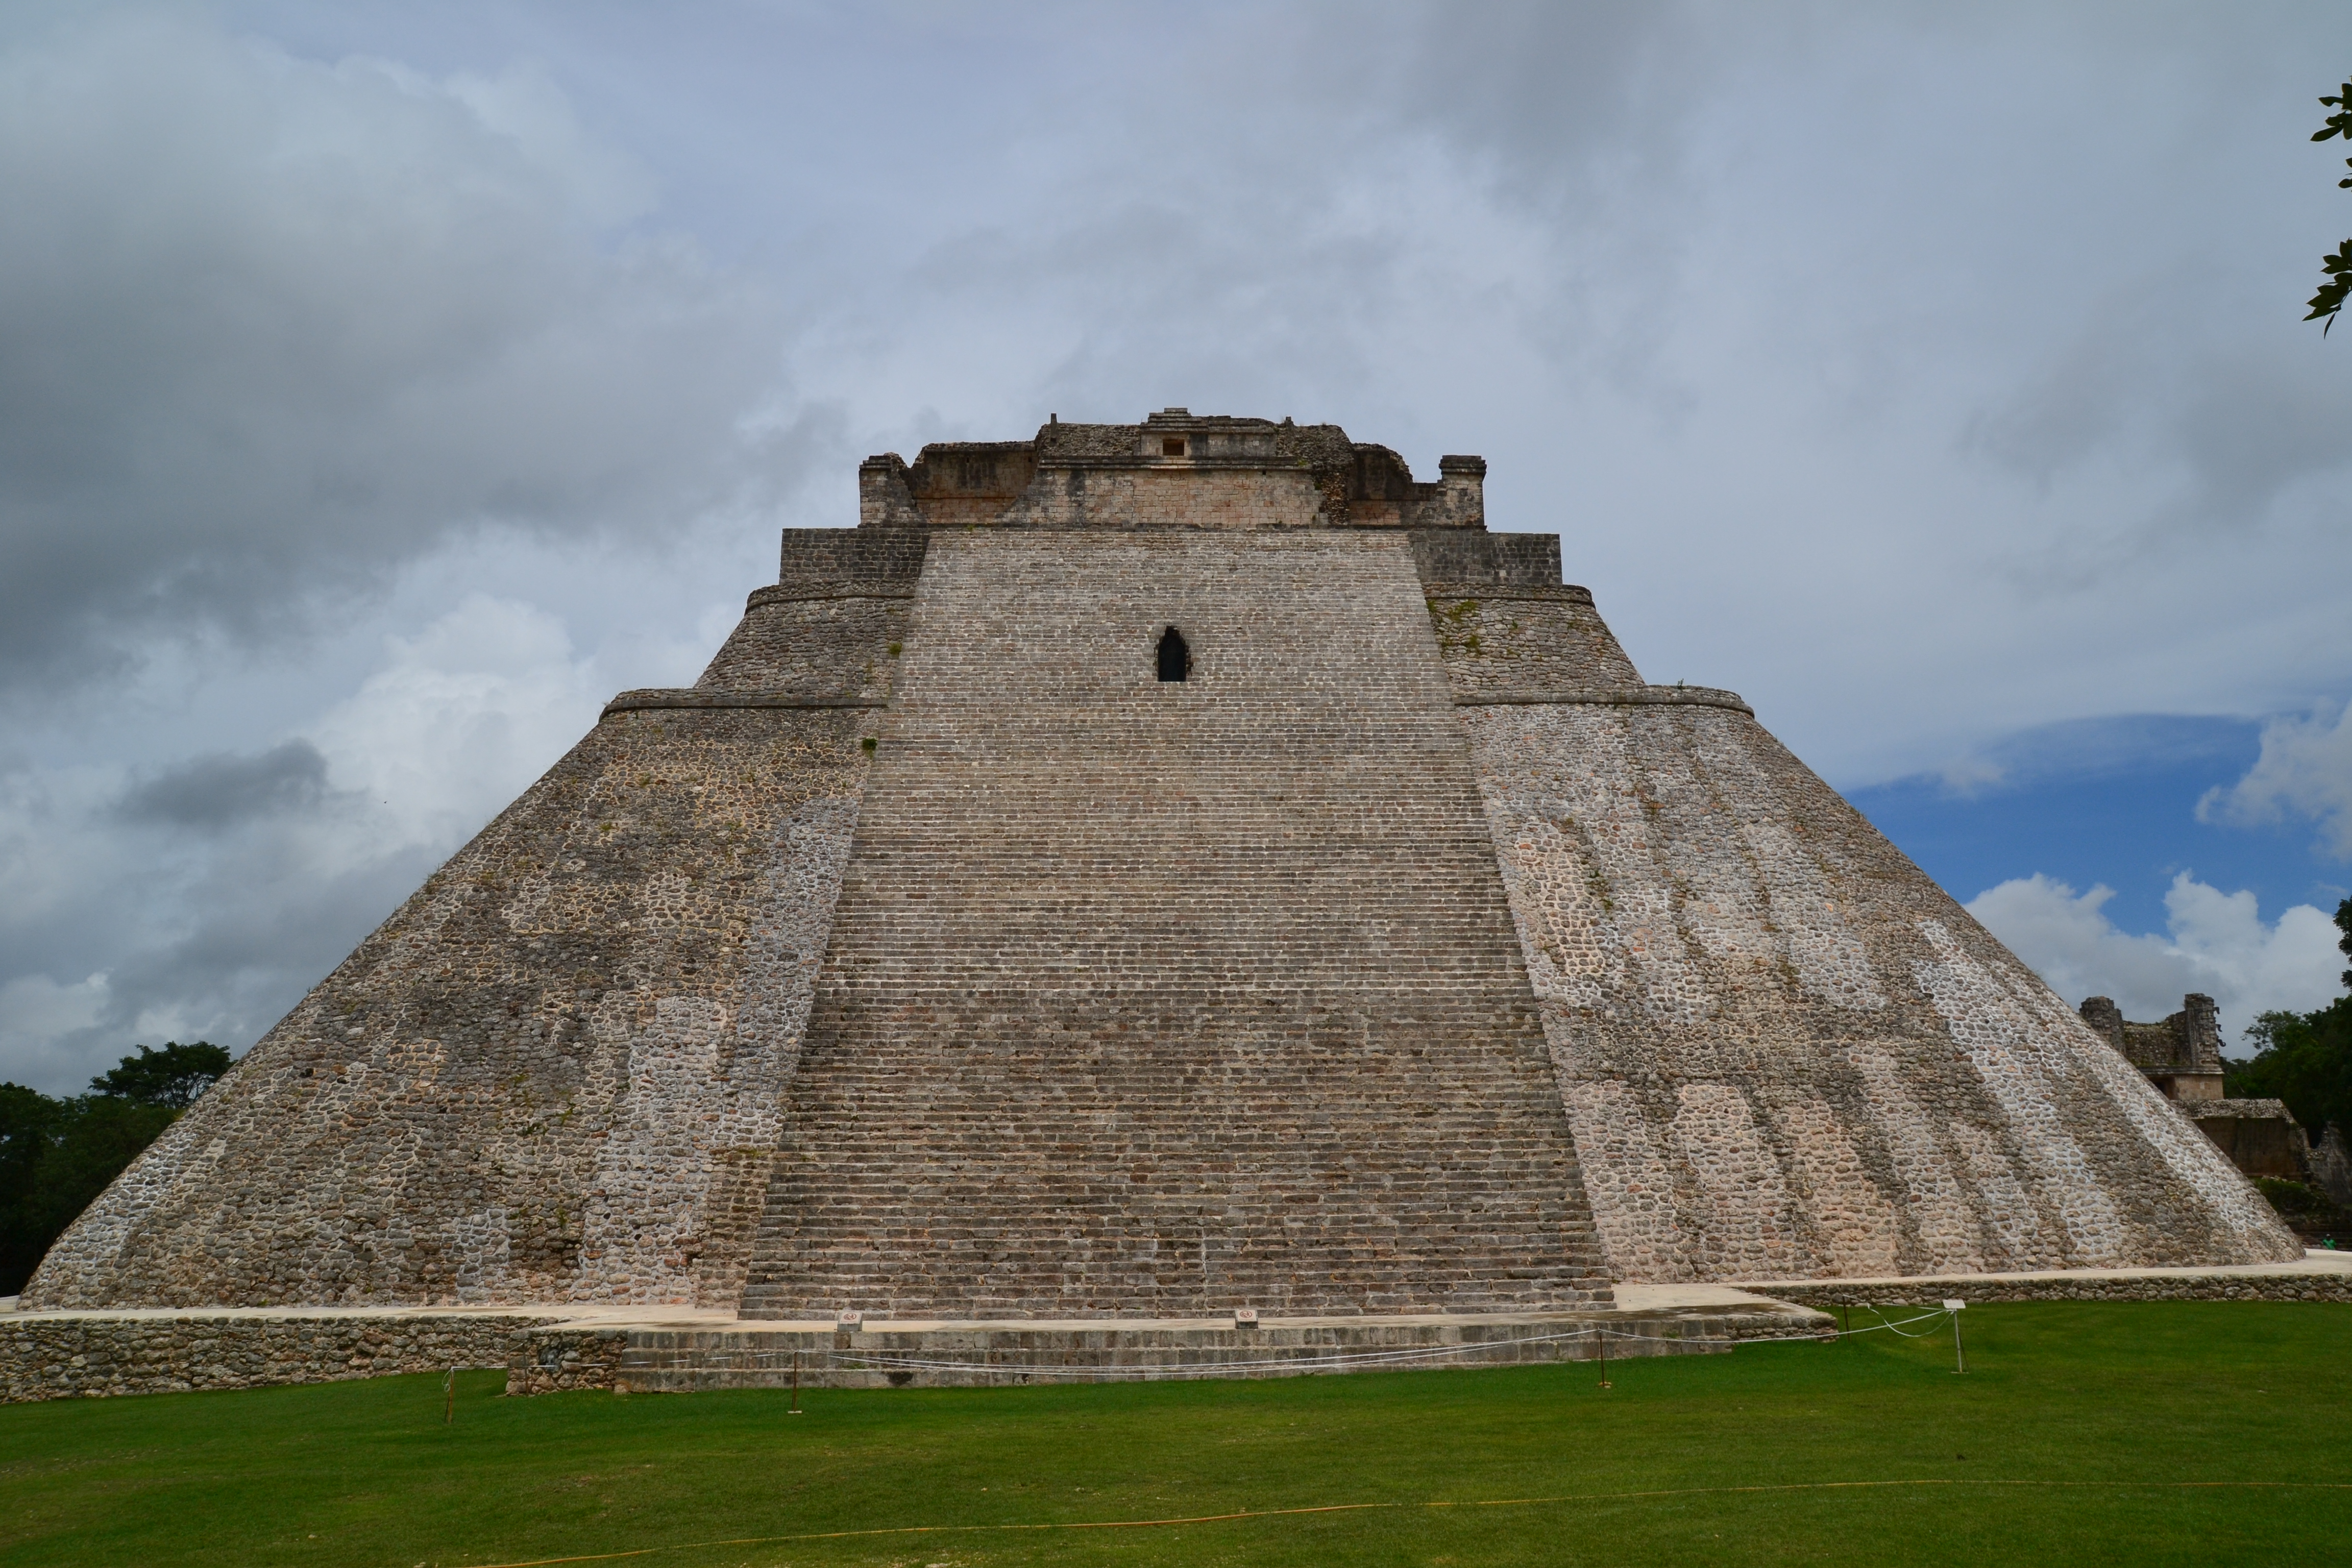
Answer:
[
  {"xmin": 2226, "ymin": 899, "xmax": 2352, "ymax": 1139},
  {"xmin": 0, "ymin": 1042, "xmax": 234, "ymax": 1295},
  {"xmin": 2308, "ymin": 78, "xmax": 2352, "ymax": 332},
  {"xmin": 88, "ymin": 1040, "xmax": 233, "ymax": 1109}
]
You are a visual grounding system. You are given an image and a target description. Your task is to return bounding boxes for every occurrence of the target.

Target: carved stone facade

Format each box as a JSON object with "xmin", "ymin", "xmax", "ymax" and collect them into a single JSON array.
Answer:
[
  {"xmin": 2185, "ymin": 1100, "xmax": 2313, "ymax": 1182},
  {"xmin": 2080, "ymin": 992, "xmax": 2317, "ymax": 1187},
  {"xmin": 21, "ymin": 412, "xmax": 2299, "ymax": 1317},
  {"xmin": 2079, "ymin": 994, "xmax": 2226, "ymax": 1101}
]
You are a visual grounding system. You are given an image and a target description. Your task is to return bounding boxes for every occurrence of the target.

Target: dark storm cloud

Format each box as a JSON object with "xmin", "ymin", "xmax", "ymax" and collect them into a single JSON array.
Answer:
[
  {"xmin": 1965, "ymin": 313, "xmax": 2352, "ymax": 523},
  {"xmin": 1386, "ymin": 0, "xmax": 1702, "ymax": 190},
  {"xmin": 0, "ymin": 11, "xmax": 793, "ymax": 688},
  {"xmin": 116, "ymin": 741, "xmax": 330, "ymax": 829},
  {"xmin": 5, "ymin": 0, "xmax": 2352, "ymax": 1095},
  {"xmin": 22, "ymin": 833, "xmax": 447, "ymax": 1091},
  {"xmin": 96, "ymin": 841, "xmax": 443, "ymax": 1039}
]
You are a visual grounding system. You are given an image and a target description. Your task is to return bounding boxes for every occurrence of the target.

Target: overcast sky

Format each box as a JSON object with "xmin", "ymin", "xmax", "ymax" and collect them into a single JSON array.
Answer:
[{"xmin": 4, "ymin": 1, "xmax": 2349, "ymax": 1093}]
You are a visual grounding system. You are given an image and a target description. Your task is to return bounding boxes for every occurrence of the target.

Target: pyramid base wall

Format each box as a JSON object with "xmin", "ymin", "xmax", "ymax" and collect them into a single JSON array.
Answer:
[
  {"xmin": 1743, "ymin": 1255, "xmax": 2352, "ymax": 1308},
  {"xmin": 607, "ymin": 1306, "xmax": 1815, "ymax": 1391},
  {"xmin": 0, "ymin": 1310, "xmax": 566, "ymax": 1404},
  {"xmin": 15, "ymin": 1258, "xmax": 2351, "ymax": 1404},
  {"xmin": 0, "ymin": 1302, "xmax": 1818, "ymax": 1402}
]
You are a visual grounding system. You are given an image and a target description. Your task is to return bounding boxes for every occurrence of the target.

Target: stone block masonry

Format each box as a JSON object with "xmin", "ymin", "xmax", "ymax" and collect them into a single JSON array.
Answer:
[
  {"xmin": 1407, "ymin": 510, "xmax": 2295, "ymax": 1284},
  {"xmin": 618, "ymin": 1303, "xmax": 1815, "ymax": 1391},
  {"xmin": 24, "ymin": 704, "xmax": 878, "ymax": 1310},
  {"xmin": 1423, "ymin": 583, "xmax": 1644, "ymax": 697},
  {"xmin": 739, "ymin": 528, "xmax": 1611, "ymax": 1319},
  {"xmin": 0, "ymin": 1311, "xmax": 563, "ymax": 1403},
  {"xmin": 1743, "ymin": 1253, "xmax": 2352, "ymax": 1307},
  {"xmin": 1450, "ymin": 695, "xmax": 2297, "ymax": 1281},
  {"xmin": 11, "ymin": 412, "xmax": 2300, "ymax": 1377},
  {"xmin": 0, "ymin": 1296, "xmax": 1825, "ymax": 1402},
  {"xmin": 24, "ymin": 548, "xmax": 909, "ymax": 1311}
]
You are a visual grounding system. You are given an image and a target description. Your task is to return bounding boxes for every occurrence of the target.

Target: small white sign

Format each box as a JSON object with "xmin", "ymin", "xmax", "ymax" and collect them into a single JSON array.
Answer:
[
  {"xmin": 1942, "ymin": 1299, "xmax": 1965, "ymax": 1311},
  {"xmin": 836, "ymin": 1309, "xmax": 864, "ymax": 1331},
  {"xmin": 1233, "ymin": 1308, "xmax": 1259, "ymax": 1327}
]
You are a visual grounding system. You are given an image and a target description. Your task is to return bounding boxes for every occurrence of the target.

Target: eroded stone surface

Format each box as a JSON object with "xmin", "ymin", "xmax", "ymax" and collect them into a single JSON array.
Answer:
[
  {"xmin": 0, "ymin": 1312, "xmax": 561, "ymax": 1402},
  {"xmin": 24, "ymin": 560, "xmax": 898, "ymax": 1309},
  {"xmin": 1453, "ymin": 693, "xmax": 2299, "ymax": 1281}
]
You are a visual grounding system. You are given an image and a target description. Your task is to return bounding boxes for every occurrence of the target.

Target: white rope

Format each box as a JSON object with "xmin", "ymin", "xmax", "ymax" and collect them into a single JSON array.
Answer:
[{"xmin": 1854, "ymin": 1305, "xmax": 1955, "ymax": 1340}]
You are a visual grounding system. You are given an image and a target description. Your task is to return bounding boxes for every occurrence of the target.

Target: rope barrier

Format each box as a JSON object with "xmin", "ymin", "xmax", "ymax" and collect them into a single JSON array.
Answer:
[{"xmin": 1855, "ymin": 1305, "xmax": 1956, "ymax": 1340}]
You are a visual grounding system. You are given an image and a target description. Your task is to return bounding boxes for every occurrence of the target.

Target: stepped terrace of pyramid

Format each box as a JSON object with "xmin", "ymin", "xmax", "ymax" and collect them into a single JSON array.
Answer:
[{"xmin": 21, "ymin": 409, "xmax": 2298, "ymax": 1325}]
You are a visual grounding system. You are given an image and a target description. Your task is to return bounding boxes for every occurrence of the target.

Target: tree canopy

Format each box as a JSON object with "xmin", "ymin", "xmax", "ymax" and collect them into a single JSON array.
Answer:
[
  {"xmin": 0, "ymin": 1041, "xmax": 237, "ymax": 1295},
  {"xmin": 88, "ymin": 1040, "xmax": 233, "ymax": 1109},
  {"xmin": 2227, "ymin": 899, "xmax": 2352, "ymax": 1140}
]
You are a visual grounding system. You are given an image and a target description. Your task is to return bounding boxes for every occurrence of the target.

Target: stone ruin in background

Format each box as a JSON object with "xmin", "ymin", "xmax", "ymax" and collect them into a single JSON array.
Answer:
[{"xmin": 2085, "ymin": 991, "xmax": 2351, "ymax": 1211}]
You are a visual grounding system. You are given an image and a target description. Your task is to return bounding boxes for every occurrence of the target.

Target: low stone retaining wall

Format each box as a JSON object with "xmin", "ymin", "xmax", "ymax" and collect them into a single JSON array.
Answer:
[
  {"xmin": 506, "ymin": 1327, "xmax": 632, "ymax": 1395},
  {"xmin": 1750, "ymin": 1273, "xmax": 2352, "ymax": 1309},
  {"xmin": 16, "ymin": 1273, "xmax": 2338, "ymax": 1404},
  {"xmin": 1, "ymin": 1302, "xmax": 1827, "ymax": 1402},
  {"xmin": 1, "ymin": 1313, "xmax": 559, "ymax": 1404},
  {"xmin": 615, "ymin": 1305, "xmax": 1824, "ymax": 1392}
]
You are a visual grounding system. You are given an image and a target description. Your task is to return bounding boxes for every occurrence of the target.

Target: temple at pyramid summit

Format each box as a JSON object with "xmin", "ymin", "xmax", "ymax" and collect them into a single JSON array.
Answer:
[{"xmin": 22, "ymin": 409, "xmax": 2300, "ymax": 1321}]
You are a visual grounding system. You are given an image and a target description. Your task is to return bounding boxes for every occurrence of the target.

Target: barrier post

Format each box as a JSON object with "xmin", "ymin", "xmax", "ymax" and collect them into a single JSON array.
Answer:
[
  {"xmin": 444, "ymin": 1368, "xmax": 455, "ymax": 1425},
  {"xmin": 1596, "ymin": 1327, "xmax": 1611, "ymax": 1390},
  {"xmin": 1943, "ymin": 1300, "xmax": 1966, "ymax": 1374}
]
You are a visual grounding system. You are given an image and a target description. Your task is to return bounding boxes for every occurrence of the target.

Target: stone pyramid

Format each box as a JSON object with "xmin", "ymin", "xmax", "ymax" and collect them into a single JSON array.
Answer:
[{"xmin": 24, "ymin": 411, "xmax": 2297, "ymax": 1316}]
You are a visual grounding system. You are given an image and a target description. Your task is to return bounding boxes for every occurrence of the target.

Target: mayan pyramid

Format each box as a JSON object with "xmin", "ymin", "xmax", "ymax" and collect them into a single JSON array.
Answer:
[{"xmin": 23, "ymin": 410, "xmax": 2297, "ymax": 1316}]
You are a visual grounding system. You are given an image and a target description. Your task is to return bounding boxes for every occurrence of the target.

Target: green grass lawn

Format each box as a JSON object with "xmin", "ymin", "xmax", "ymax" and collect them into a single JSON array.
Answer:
[{"xmin": 2, "ymin": 1302, "xmax": 2346, "ymax": 1567}]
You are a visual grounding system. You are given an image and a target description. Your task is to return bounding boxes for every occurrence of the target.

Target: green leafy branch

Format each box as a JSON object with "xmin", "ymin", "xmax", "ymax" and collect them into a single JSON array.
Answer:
[{"xmin": 2307, "ymin": 78, "xmax": 2352, "ymax": 332}]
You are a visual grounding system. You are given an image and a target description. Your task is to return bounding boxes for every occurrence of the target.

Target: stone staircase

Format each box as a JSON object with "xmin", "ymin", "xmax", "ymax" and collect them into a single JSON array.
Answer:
[{"xmin": 738, "ymin": 530, "xmax": 1609, "ymax": 1319}]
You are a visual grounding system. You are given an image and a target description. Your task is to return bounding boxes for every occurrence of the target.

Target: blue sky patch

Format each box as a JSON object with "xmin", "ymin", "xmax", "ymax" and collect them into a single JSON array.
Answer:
[{"xmin": 1848, "ymin": 714, "xmax": 2348, "ymax": 934}]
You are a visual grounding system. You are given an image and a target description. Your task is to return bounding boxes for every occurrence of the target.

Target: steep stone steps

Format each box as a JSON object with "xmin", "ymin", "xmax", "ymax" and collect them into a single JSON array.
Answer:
[{"xmin": 738, "ymin": 530, "xmax": 1607, "ymax": 1319}]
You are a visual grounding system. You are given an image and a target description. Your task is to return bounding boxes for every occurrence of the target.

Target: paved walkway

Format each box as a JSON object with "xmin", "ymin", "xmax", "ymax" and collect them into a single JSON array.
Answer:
[{"xmin": 7, "ymin": 1250, "xmax": 2341, "ymax": 1328}]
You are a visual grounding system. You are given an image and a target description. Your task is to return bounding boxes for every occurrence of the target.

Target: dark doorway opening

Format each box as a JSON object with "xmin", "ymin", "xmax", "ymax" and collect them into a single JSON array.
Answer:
[{"xmin": 1157, "ymin": 627, "xmax": 1189, "ymax": 682}]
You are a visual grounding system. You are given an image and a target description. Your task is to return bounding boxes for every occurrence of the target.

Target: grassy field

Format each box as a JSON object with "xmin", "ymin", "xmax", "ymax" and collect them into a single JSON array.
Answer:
[{"xmin": 2, "ymin": 1301, "xmax": 2346, "ymax": 1567}]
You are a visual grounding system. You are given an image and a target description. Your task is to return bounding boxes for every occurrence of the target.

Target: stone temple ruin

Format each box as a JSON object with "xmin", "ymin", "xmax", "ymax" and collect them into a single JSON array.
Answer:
[
  {"xmin": 2085, "ymin": 991, "xmax": 2318, "ymax": 1186},
  {"xmin": 22, "ymin": 409, "xmax": 2301, "ymax": 1326}
]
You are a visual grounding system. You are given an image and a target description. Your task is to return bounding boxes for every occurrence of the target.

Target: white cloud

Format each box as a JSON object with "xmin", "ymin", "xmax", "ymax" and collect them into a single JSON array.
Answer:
[
  {"xmin": 2199, "ymin": 702, "xmax": 2352, "ymax": 859},
  {"xmin": 1968, "ymin": 871, "xmax": 2345, "ymax": 1045},
  {"xmin": 436, "ymin": 62, "xmax": 656, "ymax": 226},
  {"xmin": 6, "ymin": 0, "xmax": 2352, "ymax": 1094},
  {"xmin": 0, "ymin": 593, "xmax": 605, "ymax": 1093},
  {"xmin": 308, "ymin": 595, "xmax": 605, "ymax": 855}
]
